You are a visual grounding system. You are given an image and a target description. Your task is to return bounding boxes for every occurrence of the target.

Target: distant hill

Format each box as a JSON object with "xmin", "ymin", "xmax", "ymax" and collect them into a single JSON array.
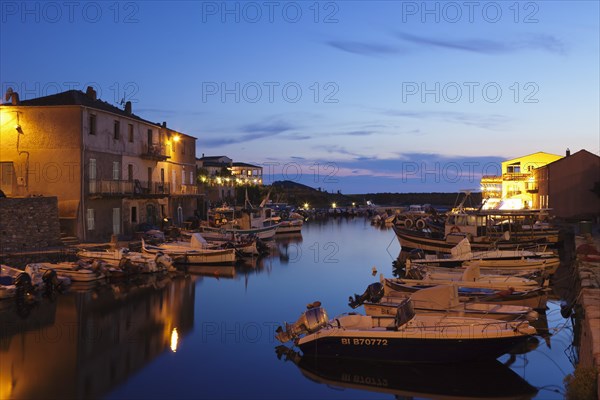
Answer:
[{"xmin": 268, "ymin": 181, "xmax": 482, "ymax": 209}]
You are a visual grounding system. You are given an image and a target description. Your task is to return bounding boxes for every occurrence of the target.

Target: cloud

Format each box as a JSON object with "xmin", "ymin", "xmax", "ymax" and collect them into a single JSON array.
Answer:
[
  {"xmin": 396, "ymin": 32, "xmax": 566, "ymax": 55},
  {"xmin": 325, "ymin": 40, "xmax": 402, "ymax": 56},
  {"xmin": 383, "ymin": 109, "xmax": 509, "ymax": 130},
  {"xmin": 200, "ymin": 119, "xmax": 301, "ymax": 147}
]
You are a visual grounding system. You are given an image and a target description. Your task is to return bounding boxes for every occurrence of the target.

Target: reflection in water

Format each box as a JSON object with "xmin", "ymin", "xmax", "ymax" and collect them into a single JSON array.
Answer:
[
  {"xmin": 275, "ymin": 346, "xmax": 539, "ymax": 399},
  {"xmin": 0, "ymin": 274, "xmax": 194, "ymax": 399}
]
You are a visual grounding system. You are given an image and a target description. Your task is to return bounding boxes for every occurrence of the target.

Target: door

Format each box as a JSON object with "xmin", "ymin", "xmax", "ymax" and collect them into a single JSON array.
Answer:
[
  {"xmin": 0, "ymin": 162, "xmax": 15, "ymax": 196},
  {"xmin": 89, "ymin": 159, "xmax": 97, "ymax": 193}
]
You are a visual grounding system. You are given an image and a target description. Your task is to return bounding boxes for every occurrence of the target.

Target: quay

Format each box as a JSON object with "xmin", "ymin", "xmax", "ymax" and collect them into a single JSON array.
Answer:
[{"xmin": 572, "ymin": 224, "xmax": 600, "ymax": 399}]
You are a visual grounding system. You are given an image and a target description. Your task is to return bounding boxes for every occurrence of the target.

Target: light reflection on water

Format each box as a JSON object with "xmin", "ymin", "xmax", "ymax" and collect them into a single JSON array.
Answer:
[{"xmin": 0, "ymin": 217, "xmax": 575, "ymax": 399}]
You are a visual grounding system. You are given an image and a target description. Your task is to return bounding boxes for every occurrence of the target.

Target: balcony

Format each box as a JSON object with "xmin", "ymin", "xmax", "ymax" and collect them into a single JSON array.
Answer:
[
  {"xmin": 502, "ymin": 173, "xmax": 530, "ymax": 181},
  {"xmin": 88, "ymin": 179, "xmax": 171, "ymax": 197},
  {"xmin": 141, "ymin": 144, "xmax": 170, "ymax": 161},
  {"xmin": 172, "ymin": 184, "xmax": 200, "ymax": 196}
]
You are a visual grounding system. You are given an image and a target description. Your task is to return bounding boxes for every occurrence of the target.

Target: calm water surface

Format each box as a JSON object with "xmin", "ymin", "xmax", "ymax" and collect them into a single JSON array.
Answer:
[{"xmin": 0, "ymin": 217, "xmax": 576, "ymax": 399}]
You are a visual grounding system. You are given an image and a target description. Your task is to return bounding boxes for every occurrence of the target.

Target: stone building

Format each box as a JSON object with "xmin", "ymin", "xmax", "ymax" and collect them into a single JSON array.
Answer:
[{"xmin": 0, "ymin": 87, "xmax": 201, "ymax": 242}]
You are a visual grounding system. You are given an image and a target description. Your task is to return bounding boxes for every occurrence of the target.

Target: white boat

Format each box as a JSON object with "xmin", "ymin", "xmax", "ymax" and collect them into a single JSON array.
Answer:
[
  {"xmin": 33, "ymin": 261, "xmax": 106, "ymax": 282},
  {"xmin": 380, "ymin": 275, "xmax": 548, "ymax": 310},
  {"xmin": 274, "ymin": 218, "xmax": 303, "ymax": 234},
  {"xmin": 349, "ymin": 283, "xmax": 539, "ymax": 321},
  {"xmin": 77, "ymin": 247, "xmax": 175, "ymax": 272},
  {"xmin": 1, "ymin": 264, "xmax": 71, "ymax": 290},
  {"xmin": 407, "ymin": 238, "xmax": 560, "ymax": 275},
  {"xmin": 142, "ymin": 237, "xmax": 237, "ymax": 265},
  {"xmin": 275, "ymin": 298, "xmax": 537, "ymax": 363}
]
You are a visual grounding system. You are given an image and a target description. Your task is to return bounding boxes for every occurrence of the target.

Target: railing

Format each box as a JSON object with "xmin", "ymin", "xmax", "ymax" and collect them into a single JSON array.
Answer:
[
  {"xmin": 89, "ymin": 179, "xmax": 171, "ymax": 196},
  {"xmin": 173, "ymin": 184, "xmax": 199, "ymax": 195},
  {"xmin": 502, "ymin": 173, "xmax": 530, "ymax": 181},
  {"xmin": 142, "ymin": 144, "xmax": 169, "ymax": 160}
]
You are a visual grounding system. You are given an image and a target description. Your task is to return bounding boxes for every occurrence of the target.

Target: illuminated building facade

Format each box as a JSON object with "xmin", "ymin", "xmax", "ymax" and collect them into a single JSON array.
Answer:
[{"xmin": 0, "ymin": 87, "xmax": 200, "ymax": 241}]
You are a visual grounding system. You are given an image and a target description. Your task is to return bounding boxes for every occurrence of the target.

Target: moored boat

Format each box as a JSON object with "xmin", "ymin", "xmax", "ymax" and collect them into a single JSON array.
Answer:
[
  {"xmin": 142, "ymin": 238, "xmax": 237, "ymax": 265},
  {"xmin": 275, "ymin": 298, "xmax": 537, "ymax": 363},
  {"xmin": 349, "ymin": 283, "xmax": 539, "ymax": 321}
]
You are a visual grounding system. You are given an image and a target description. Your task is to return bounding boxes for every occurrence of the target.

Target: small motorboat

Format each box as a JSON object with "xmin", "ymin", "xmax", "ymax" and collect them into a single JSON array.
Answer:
[
  {"xmin": 142, "ymin": 237, "xmax": 237, "ymax": 265},
  {"xmin": 380, "ymin": 275, "xmax": 548, "ymax": 310},
  {"xmin": 32, "ymin": 260, "xmax": 107, "ymax": 282},
  {"xmin": 349, "ymin": 283, "xmax": 539, "ymax": 321},
  {"xmin": 77, "ymin": 247, "xmax": 175, "ymax": 272},
  {"xmin": 275, "ymin": 298, "xmax": 537, "ymax": 363}
]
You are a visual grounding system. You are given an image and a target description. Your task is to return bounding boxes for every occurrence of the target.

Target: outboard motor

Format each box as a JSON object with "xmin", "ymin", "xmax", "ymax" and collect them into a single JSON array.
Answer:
[
  {"xmin": 42, "ymin": 268, "xmax": 61, "ymax": 295},
  {"xmin": 408, "ymin": 248, "xmax": 425, "ymax": 260},
  {"xmin": 348, "ymin": 282, "xmax": 384, "ymax": 309},
  {"xmin": 275, "ymin": 306, "xmax": 329, "ymax": 343}
]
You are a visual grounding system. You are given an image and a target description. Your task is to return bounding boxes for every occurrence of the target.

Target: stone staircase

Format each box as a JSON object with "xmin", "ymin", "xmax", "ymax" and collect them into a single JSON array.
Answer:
[{"xmin": 60, "ymin": 232, "xmax": 80, "ymax": 247}]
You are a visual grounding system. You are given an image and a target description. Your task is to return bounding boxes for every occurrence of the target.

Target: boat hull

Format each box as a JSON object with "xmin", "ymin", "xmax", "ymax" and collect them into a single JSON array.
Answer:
[{"xmin": 298, "ymin": 332, "xmax": 532, "ymax": 363}]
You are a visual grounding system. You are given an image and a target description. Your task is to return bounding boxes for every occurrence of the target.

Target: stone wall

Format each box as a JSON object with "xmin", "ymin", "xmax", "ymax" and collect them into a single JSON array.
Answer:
[{"xmin": 0, "ymin": 197, "xmax": 62, "ymax": 253}]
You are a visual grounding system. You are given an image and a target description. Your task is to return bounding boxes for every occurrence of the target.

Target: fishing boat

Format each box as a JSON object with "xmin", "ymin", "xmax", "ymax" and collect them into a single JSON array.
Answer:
[
  {"xmin": 276, "ymin": 347, "xmax": 539, "ymax": 399},
  {"xmin": 380, "ymin": 275, "xmax": 548, "ymax": 310},
  {"xmin": 142, "ymin": 237, "xmax": 237, "ymax": 265},
  {"xmin": 77, "ymin": 248, "xmax": 175, "ymax": 272},
  {"xmin": 275, "ymin": 298, "xmax": 537, "ymax": 363},
  {"xmin": 349, "ymin": 283, "xmax": 539, "ymax": 321}
]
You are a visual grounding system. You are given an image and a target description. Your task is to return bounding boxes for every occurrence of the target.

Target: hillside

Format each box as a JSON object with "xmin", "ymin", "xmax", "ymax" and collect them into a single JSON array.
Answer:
[{"xmin": 266, "ymin": 181, "xmax": 482, "ymax": 209}]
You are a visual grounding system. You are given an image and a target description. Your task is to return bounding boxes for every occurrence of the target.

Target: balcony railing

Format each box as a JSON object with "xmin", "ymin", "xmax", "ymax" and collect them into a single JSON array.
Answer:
[
  {"xmin": 502, "ymin": 173, "xmax": 531, "ymax": 181},
  {"xmin": 173, "ymin": 184, "xmax": 199, "ymax": 195},
  {"xmin": 89, "ymin": 179, "xmax": 171, "ymax": 196},
  {"xmin": 141, "ymin": 144, "xmax": 169, "ymax": 161}
]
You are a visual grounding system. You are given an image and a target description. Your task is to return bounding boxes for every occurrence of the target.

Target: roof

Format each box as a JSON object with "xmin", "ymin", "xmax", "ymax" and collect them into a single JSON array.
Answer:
[
  {"xmin": 232, "ymin": 162, "xmax": 262, "ymax": 169},
  {"xmin": 502, "ymin": 151, "xmax": 563, "ymax": 164},
  {"xmin": 198, "ymin": 156, "xmax": 230, "ymax": 161},
  {"xmin": 6, "ymin": 90, "xmax": 194, "ymax": 140},
  {"xmin": 540, "ymin": 149, "xmax": 600, "ymax": 168}
]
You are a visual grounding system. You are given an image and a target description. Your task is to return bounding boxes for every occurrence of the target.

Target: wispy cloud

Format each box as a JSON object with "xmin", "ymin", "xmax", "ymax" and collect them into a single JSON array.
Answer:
[
  {"xmin": 325, "ymin": 40, "xmax": 403, "ymax": 56},
  {"xmin": 396, "ymin": 32, "xmax": 566, "ymax": 55},
  {"xmin": 383, "ymin": 109, "xmax": 509, "ymax": 130},
  {"xmin": 200, "ymin": 119, "xmax": 301, "ymax": 147}
]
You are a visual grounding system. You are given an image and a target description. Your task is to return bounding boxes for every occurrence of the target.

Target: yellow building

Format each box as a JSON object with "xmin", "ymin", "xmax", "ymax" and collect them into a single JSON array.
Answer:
[{"xmin": 482, "ymin": 151, "xmax": 563, "ymax": 210}]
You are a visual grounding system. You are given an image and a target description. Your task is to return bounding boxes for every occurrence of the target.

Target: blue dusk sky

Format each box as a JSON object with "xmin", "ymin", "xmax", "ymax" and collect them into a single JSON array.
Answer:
[{"xmin": 1, "ymin": 1, "xmax": 598, "ymax": 194}]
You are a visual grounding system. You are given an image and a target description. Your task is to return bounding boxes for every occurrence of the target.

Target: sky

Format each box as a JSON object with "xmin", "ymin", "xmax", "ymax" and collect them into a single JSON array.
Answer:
[{"xmin": 1, "ymin": 1, "xmax": 599, "ymax": 194}]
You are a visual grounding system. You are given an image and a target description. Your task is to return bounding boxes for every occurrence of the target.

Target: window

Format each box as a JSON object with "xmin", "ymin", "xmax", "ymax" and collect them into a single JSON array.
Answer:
[
  {"xmin": 147, "ymin": 129, "xmax": 153, "ymax": 145},
  {"xmin": 87, "ymin": 209, "xmax": 95, "ymax": 230},
  {"xmin": 182, "ymin": 171, "xmax": 186, "ymax": 186},
  {"xmin": 113, "ymin": 161, "xmax": 120, "ymax": 180},
  {"xmin": 189, "ymin": 171, "xmax": 193, "ymax": 185},
  {"xmin": 112, "ymin": 208, "xmax": 121, "ymax": 235},
  {"xmin": 247, "ymin": 170, "xmax": 252, "ymax": 176},
  {"xmin": 89, "ymin": 114, "xmax": 96, "ymax": 135},
  {"xmin": 128, "ymin": 124, "xmax": 134, "ymax": 142},
  {"xmin": 89, "ymin": 159, "xmax": 97, "ymax": 193},
  {"xmin": 131, "ymin": 206, "xmax": 138, "ymax": 223},
  {"xmin": 113, "ymin": 120, "xmax": 120, "ymax": 140},
  {"xmin": 128, "ymin": 164, "xmax": 133, "ymax": 182}
]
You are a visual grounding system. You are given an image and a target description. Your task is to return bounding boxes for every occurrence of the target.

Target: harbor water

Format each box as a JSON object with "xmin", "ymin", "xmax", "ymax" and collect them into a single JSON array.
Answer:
[{"xmin": 0, "ymin": 217, "xmax": 577, "ymax": 399}]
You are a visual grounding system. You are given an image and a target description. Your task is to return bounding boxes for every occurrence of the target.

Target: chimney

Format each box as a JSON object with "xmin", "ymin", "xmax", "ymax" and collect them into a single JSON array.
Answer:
[
  {"xmin": 162, "ymin": 121, "xmax": 167, "ymax": 128},
  {"xmin": 85, "ymin": 86, "xmax": 97, "ymax": 100},
  {"xmin": 125, "ymin": 101, "xmax": 132, "ymax": 114},
  {"xmin": 566, "ymin": 148, "xmax": 570, "ymax": 157},
  {"xmin": 5, "ymin": 87, "xmax": 20, "ymax": 105}
]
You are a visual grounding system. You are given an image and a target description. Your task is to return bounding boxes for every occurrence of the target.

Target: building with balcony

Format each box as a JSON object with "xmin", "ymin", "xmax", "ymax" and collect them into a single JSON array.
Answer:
[
  {"xmin": 480, "ymin": 151, "xmax": 563, "ymax": 210},
  {"xmin": 196, "ymin": 156, "xmax": 263, "ymax": 204},
  {"xmin": 0, "ymin": 87, "xmax": 201, "ymax": 242}
]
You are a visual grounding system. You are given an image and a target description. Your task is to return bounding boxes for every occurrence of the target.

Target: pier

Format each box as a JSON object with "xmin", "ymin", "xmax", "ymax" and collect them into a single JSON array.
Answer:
[{"xmin": 573, "ymin": 228, "xmax": 600, "ymax": 399}]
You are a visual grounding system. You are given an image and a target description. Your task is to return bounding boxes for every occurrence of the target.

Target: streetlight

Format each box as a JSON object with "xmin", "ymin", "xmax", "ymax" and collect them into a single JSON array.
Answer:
[
  {"xmin": 304, "ymin": 202, "xmax": 309, "ymax": 210},
  {"xmin": 332, "ymin": 202, "xmax": 337, "ymax": 208}
]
